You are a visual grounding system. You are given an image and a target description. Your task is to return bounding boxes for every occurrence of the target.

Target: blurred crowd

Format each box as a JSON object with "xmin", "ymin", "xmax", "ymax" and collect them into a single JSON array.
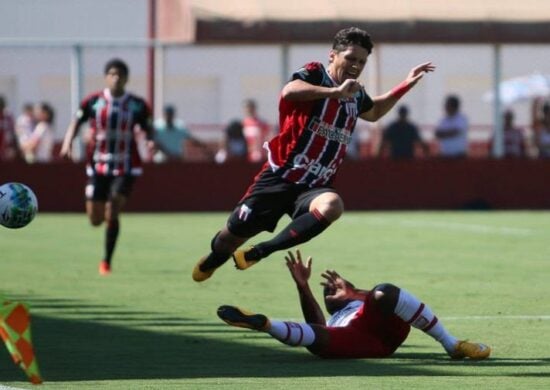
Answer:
[{"xmin": 2, "ymin": 94, "xmax": 550, "ymax": 163}]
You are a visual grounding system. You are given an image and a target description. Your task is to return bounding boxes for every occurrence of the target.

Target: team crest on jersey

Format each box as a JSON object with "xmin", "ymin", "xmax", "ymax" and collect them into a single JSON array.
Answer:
[{"xmin": 343, "ymin": 98, "xmax": 358, "ymax": 118}]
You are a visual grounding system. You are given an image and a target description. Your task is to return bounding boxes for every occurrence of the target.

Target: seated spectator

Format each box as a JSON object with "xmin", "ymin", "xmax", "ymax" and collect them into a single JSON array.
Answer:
[
  {"xmin": 215, "ymin": 120, "xmax": 248, "ymax": 163},
  {"xmin": 153, "ymin": 105, "xmax": 211, "ymax": 162},
  {"xmin": 491, "ymin": 109, "xmax": 526, "ymax": 158},
  {"xmin": 20, "ymin": 102, "xmax": 55, "ymax": 163},
  {"xmin": 377, "ymin": 105, "xmax": 429, "ymax": 159}
]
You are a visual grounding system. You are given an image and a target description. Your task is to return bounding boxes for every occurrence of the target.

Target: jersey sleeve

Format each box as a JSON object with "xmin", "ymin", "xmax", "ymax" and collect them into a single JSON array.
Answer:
[
  {"xmin": 136, "ymin": 98, "xmax": 154, "ymax": 140},
  {"xmin": 291, "ymin": 62, "xmax": 324, "ymax": 86},
  {"xmin": 359, "ymin": 89, "xmax": 374, "ymax": 114},
  {"xmin": 75, "ymin": 93, "xmax": 96, "ymax": 125}
]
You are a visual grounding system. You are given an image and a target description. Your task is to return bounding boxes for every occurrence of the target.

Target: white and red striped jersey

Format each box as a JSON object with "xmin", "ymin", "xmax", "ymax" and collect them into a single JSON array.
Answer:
[
  {"xmin": 76, "ymin": 88, "xmax": 152, "ymax": 176},
  {"xmin": 266, "ymin": 62, "xmax": 373, "ymax": 187}
]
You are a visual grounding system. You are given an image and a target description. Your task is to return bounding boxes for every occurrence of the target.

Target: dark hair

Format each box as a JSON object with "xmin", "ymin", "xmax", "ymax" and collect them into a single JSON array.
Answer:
[
  {"xmin": 104, "ymin": 58, "xmax": 129, "ymax": 77},
  {"xmin": 332, "ymin": 27, "xmax": 373, "ymax": 54},
  {"xmin": 39, "ymin": 102, "xmax": 54, "ymax": 124},
  {"xmin": 243, "ymin": 99, "xmax": 256, "ymax": 109},
  {"xmin": 164, "ymin": 105, "xmax": 176, "ymax": 114},
  {"xmin": 445, "ymin": 95, "xmax": 460, "ymax": 110},
  {"xmin": 398, "ymin": 105, "xmax": 409, "ymax": 116}
]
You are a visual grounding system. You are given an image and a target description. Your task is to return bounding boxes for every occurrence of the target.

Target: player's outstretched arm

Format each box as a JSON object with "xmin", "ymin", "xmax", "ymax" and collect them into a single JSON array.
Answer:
[
  {"xmin": 361, "ymin": 62, "xmax": 436, "ymax": 122},
  {"xmin": 285, "ymin": 250, "xmax": 326, "ymax": 325},
  {"xmin": 282, "ymin": 78, "xmax": 362, "ymax": 102},
  {"xmin": 59, "ymin": 119, "xmax": 81, "ymax": 160}
]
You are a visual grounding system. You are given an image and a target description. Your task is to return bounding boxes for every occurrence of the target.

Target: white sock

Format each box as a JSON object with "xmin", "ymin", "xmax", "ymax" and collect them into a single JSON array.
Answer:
[
  {"xmin": 267, "ymin": 320, "xmax": 316, "ymax": 347},
  {"xmin": 394, "ymin": 288, "xmax": 458, "ymax": 353}
]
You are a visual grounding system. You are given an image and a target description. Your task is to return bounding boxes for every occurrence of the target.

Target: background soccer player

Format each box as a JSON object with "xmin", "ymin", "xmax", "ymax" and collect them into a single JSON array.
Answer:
[
  {"xmin": 60, "ymin": 58, "xmax": 154, "ymax": 275},
  {"xmin": 218, "ymin": 250, "xmax": 491, "ymax": 360},
  {"xmin": 193, "ymin": 27, "xmax": 435, "ymax": 282}
]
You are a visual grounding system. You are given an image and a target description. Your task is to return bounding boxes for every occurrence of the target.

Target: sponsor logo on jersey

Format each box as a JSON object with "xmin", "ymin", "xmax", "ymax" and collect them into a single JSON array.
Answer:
[
  {"xmin": 292, "ymin": 153, "xmax": 338, "ymax": 181},
  {"xmin": 308, "ymin": 117, "xmax": 352, "ymax": 145}
]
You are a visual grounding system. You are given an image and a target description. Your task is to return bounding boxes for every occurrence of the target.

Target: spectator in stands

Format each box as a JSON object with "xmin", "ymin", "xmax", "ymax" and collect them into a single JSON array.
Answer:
[
  {"xmin": 20, "ymin": 102, "xmax": 55, "ymax": 163},
  {"xmin": 153, "ymin": 104, "xmax": 211, "ymax": 162},
  {"xmin": 377, "ymin": 105, "xmax": 429, "ymax": 159},
  {"xmin": 15, "ymin": 103, "xmax": 35, "ymax": 150},
  {"xmin": 434, "ymin": 95, "xmax": 468, "ymax": 158},
  {"xmin": 242, "ymin": 99, "xmax": 271, "ymax": 163},
  {"xmin": 215, "ymin": 119, "xmax": 248, "ymax": 163},
  {"xmin": 491, "ymin": 109, "xmax": 526, "ymax": 158},
  {"xmin": 532, "ymin": 98, "xmax": 550, "ymax": 158},
  {"xmin": 0, "ymin": 96, "xmax": 19, "ymax": 161}
]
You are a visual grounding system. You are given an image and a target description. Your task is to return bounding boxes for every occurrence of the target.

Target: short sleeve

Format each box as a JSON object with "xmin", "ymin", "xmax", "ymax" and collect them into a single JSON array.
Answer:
[
  {"xmin": 291, "ymin": 62, "xmax": 324, "ymax": 86},
  {"xmin": 359, "ymin": 90, "xmax": 374, "ymax": 114}
]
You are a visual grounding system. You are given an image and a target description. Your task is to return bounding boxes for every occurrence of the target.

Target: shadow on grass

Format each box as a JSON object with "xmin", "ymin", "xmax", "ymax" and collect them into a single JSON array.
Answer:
[{"xmin": 1, "ymin": 298, "xmax": 550, "ymax": 382}]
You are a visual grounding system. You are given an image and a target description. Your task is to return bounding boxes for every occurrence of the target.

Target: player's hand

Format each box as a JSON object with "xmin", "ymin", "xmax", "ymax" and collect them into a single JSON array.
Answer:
[
  {"xmin": 285, "ymin": 249, "xmax": 312, "ymax": 287},
  {"xmin": 59, "ymin": 141, "xmax": 73, "ymax": 160},
  {"xmin": 405, "ymin": 62, "xmax": 436, "ymax": 87},
  {"xmin": 321, "ymin": 270, "xmax": 354, "ymax": 301},
  {"xmin": 337, "ymin": 79, "xmax": 363, "ymax": 98}
]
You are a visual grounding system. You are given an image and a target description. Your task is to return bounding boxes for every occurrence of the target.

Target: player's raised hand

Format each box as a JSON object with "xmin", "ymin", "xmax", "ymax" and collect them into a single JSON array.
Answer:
[
  {"xmin": 285, "ymin": 249, "xmax": 312, "ymax": 287},
  {"xmin": 405, "ymin": 62, "xmax": 436, "ymax": 86},
  {"xmin": 321, "ymin": 270, "xmax": 354, "ymax": 301}
]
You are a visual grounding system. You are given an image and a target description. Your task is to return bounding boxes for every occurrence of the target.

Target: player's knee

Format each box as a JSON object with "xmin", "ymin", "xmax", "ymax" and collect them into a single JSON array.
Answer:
[
  {"xmin": 313, "ymin": 193, "xmax": 344, "ymax": 222},
  {"xmin": 373, "ymin": 283, "xmax": 400, "ymax": 315}
]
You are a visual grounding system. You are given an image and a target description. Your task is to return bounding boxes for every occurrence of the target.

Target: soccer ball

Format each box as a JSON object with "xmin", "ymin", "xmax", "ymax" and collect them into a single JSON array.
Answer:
[{"xmin": 0, "ymin": 182, "xmax": 38, "ymax": 229}]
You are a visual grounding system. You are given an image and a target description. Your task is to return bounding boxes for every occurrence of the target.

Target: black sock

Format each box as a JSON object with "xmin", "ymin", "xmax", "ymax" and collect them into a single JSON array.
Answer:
[
  {"xmin": 200, "ymin": 232, "xmax": 232, "ymax": 270},
  {"xmin": 104, "ymin": 219, "xmax": 120, "ymax": 265},
  {"xmin": 252, "ymin": 209, "xmax": 330, "ymax": 260}
]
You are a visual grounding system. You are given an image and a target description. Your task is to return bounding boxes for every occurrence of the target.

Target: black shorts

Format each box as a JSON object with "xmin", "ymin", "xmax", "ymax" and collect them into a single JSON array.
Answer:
[
  {"xmin": 227, "ymin": 168, "xmax": 336, "ymax": 237},
  {"xmin": 85, "ymin": 175, "xmax": 136, "ymax": 202}
]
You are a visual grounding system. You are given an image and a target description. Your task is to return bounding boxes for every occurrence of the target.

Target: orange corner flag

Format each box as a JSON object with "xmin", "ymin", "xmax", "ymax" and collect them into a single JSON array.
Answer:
[{"xmin": 0, "ymin": 300, "xmax": 43, "ymax": 385}]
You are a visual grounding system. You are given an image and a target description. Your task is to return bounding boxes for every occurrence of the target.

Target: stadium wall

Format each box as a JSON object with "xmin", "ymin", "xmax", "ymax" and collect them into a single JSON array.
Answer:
[{"xmin": 2, "ymin": 160, "xmax": 550, "ymax": 211}]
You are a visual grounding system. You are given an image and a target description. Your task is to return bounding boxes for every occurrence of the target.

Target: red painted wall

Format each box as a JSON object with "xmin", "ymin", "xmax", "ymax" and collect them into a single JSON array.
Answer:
[{"xmin": 1, "ymin": 159, "xmax": 549, "ymax": 212}]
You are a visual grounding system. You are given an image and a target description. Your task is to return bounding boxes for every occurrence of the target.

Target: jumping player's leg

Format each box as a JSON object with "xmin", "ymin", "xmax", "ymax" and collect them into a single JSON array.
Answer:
[
  {"xmin": 193, "ymin": 178, "xmax": 292, "ymax": 281},
  {"xmin": 373, "ymin": 283, "xmax": 490, "ymax": 359},
  {"xmin": 217, "ymin": 305, "xmax": 330, "ymax": 355},
  {"xmin": 192, "ymin": 226, "xmax": 249, "ymax": 281},
  {"xmin": 233, "ymin": 191, "xmax": 343, "ymax": 269}
]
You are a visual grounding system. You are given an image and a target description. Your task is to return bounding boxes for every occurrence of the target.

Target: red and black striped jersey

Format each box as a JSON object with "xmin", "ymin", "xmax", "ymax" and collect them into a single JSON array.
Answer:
[
  {"xmin": 76, "ymin": 88, "xmax": 152, "ymax": 176},
  {"xmin": 266, "ymin": 62, "xmax": 374, "ymax": 187}
]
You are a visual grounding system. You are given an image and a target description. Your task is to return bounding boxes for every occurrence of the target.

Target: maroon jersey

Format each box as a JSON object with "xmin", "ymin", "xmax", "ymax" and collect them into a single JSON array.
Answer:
[
  {"xmin": 76, "ymin": 88, "xmax": 152, "ymax": 176},
  {"xmin": 266, "ymin": 62, "xmax": 374, "ymax": 187}
]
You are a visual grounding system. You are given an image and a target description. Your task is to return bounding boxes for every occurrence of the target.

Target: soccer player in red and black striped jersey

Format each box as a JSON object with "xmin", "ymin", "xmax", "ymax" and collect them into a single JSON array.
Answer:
[
  {"xmin": 60, "ymin": 59, "xmax": 154, "ymax": 275},
  {"xmin": 193, "ymin": 27, "xmax": 435, "ymax": 282}
]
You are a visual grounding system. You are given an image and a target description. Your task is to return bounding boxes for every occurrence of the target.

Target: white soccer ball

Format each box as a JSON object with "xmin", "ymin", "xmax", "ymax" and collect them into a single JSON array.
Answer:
[{"xmin": 0, "ymin": 182, "xmax": 38, "ymax": 229}]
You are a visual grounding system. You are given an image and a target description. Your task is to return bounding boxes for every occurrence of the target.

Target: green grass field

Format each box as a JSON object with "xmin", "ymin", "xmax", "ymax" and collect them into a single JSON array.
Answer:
[{"xmin": 1, "ymin": 211, "xmax": 549, "ymax": 389}]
